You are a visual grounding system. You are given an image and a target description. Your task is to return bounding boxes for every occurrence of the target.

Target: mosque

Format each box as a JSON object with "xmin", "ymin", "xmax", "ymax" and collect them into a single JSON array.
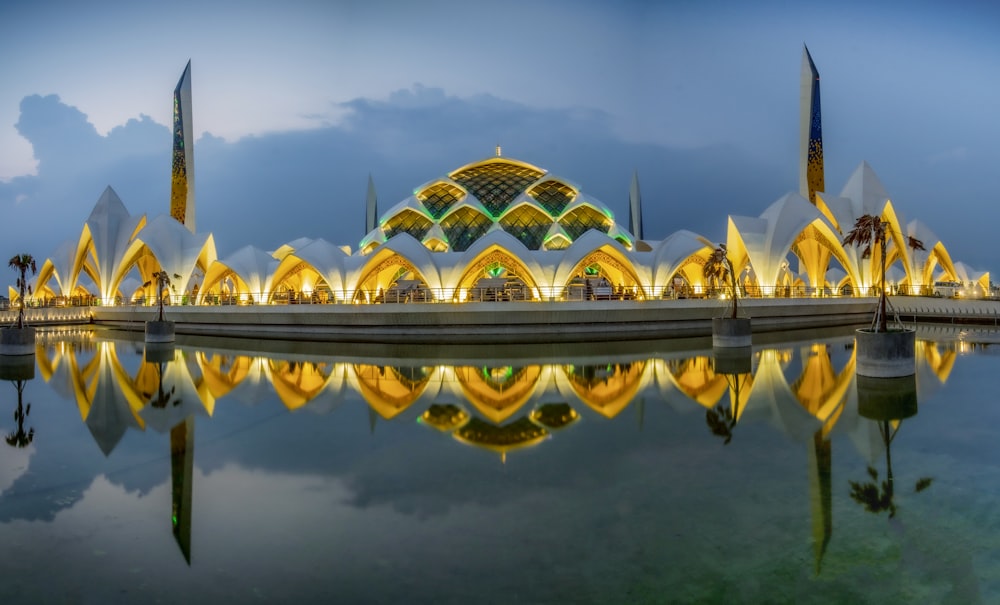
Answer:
[{"xmin": 23, "ymin": 50, "xmax": 991, "ymax": 309}]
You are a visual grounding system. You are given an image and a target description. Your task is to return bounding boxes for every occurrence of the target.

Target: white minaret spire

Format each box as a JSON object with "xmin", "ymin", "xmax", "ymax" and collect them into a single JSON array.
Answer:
[
  {"xmin": 170, "ymin": 60, "xmax": 196, "ymax": 232},
  {"xmin": 365, "ymin": 174, "xmax": 378, "ymax": 234},
  {"xmin": 628, "ymin": 170, "xmax": 644, "ymax": 240},
  {"xmin": 800, "ymin": 44, "xmax": 824, "ymax": 205}
]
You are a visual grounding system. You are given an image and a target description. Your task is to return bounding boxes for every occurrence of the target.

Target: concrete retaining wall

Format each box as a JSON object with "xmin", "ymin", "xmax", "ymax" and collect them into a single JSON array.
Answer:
[{"xmin": 92, "ymin": 298, "xmax": 875, "ymax": 344}]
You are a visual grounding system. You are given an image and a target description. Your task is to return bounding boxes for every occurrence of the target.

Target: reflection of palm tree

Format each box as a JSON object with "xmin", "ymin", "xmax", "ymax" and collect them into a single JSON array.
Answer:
[
  {"xmin": 705, "ymin": 369, "xmax": 746, "ymax": 445},
  {"xmin": 706, "ymin": 402, "xmax": 736, "ymax": 444},
  {"xmin": 151, "ymin": 361, "xmax": 181, "ymax": 409},
  {"xmin": 5, "ymin": 379, "xmax": 34, "ymax": 448},
  {"xmin": 848, "ymin": 419, "xmax": 932, "ymax": 517},
  {"xmin": 849, "ymin": 464, "xmax": 896, "ymax": 517}
]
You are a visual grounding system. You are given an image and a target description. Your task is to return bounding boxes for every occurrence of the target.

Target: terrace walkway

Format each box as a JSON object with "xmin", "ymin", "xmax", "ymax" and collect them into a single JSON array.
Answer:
[{"xmin": 7, "ymin": 296, "xmax": 1000, "ymax": 343}]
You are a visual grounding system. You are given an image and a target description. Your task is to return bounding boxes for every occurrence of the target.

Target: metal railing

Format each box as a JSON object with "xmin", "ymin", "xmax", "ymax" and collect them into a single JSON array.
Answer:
[{"xmin": 5, "ymin": 283, "xmax": 992, "ymax": 311}]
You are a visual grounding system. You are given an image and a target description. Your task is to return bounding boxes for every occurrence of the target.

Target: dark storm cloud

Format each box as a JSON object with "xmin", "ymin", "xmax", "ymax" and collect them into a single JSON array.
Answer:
[{"xmin": 0, "ymin": 87, "xmax": 788, "ymax": 260}]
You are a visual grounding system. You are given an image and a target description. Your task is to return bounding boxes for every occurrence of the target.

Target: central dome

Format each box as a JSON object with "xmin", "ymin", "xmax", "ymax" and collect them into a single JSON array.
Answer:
[{"xmin": 360, "ymin": 156, "xmax": 633, "ymax": 253}]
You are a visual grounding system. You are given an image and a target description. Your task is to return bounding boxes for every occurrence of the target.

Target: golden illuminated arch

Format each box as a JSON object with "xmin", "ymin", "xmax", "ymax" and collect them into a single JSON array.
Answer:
[
  {"xmin": 918, "ymin": 341, "xmax": 957, "ymax": 383},
  {"xmin": 269, "ymin": 258, "xmax": 327, "ymax": 302},
  {"xmin": 921, "ymin": 242, "xmax": 958, "ymax": 285},
  {"xmin": 454, "ymin": 365, "xmax": 541, "ymax": 424},
  {"xmin": 791, "ymin": 221, "xmax": 856, "ymax": 290},
  {"xmin": 455, "ymin": 246, "xmax": 540, "ymax": 293},
  {"xmin": 667, "ymin": 253, "xmax": 710, "ymax": 293},
  {"xmin": 564, "ymin": 361, "xmax": 646, "ymax": 419},
  {"xmin": 201, "ymin": 266, "xmax": 253, "ymax": 298},
  {"xmin": 269, "ymin": 359, "xmax": 332, "ymax": 410},
  {"xmin": 667, "ymin": 356, "xmax": 730, "ymax": 408},
  {"xmin": 789, "ymin": 344, "xmax": 855, "ymax": 438},
  {"xmin": 197, "ymin": 353, "xmax": 255, "ymax": 398},
  {"xmin": 353, "ymin": 364, "xmax": 432, "ymax": 419},
  {"xmin": 567, "ymin": 247, "xmax": 646, "ymax": 297},
  {"xmin": 355, "ymin": 250, "xmax": 431, "ymax": 295}
]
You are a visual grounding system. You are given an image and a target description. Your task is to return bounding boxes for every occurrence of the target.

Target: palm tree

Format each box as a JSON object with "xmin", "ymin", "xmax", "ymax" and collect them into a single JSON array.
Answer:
[
  {"xmin": 906, "ymin": 235, "xmax": 926, "ymax": 295},
  {"xmin": 7, "ymin": 254, "xmax": 37, "ymax": 329},
  {"xmin": 144, "ymin": 271, "xmax": 180, "ymax": 321},
  {"xmin": 842, "ymin": 215, "xmax": 892, "ymax": 332},
  {"xmin": 703, "ymin": 243, "xmax": 739, "ymax": 319},
  {"xmin": 5, "ymin": 379, "xmax": 34, "ymax": 449}
]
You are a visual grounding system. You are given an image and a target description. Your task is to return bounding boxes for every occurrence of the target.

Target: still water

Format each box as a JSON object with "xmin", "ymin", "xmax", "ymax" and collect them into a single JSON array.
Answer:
[{"xmin": 1, "ymin": 326, "xmax": 998, "ymax": 604}]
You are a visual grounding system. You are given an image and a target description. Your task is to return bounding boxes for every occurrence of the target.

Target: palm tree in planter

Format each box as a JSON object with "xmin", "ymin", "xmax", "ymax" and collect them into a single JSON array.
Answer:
[
  {"xmin": 905, "ymin": 235, "xmax": 927, "ymax": 296},
  {"xmin": 843, "ymin": 215, "xmax": 893, "ymax": 331},
  {"xmin": 144, "ymin": 270, "xmax": 181, "ymax": 322},
  {"xmin": 7, "ymin": 254, "xmax": 36, "ymax": 329},
  {"xmin": 2, "ymin": 254, "xmax": 37, "ymax": 356},
  {"xmin": 704, "ymin": 243, "xmax": 740, "ymax": 318},
  {"xmin": 704, "ymin": 243, "xmax": 751, "ymax": 348},
  {"xmin": 143, "ymin": 270, "xmax": 181, "ymax": 343},
  {"xmin": 843, "ymin": 215, "xmax": 918, "ymax": 376},
  {"xmin": 842, "ymin": 216, "xmax": 925, "ymax": 330}
]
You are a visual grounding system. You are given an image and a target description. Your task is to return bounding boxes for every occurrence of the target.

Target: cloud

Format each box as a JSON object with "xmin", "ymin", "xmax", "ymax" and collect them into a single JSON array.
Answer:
[{"xmin": 1, "ymin": 86, "xmax": 791, "ymax": 261}]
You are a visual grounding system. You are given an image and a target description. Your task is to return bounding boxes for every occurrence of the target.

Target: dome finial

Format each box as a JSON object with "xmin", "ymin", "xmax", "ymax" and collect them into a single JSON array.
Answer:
[{"xmin": 496, "ymin": 143, "xmax": 502, "ymax": 157}]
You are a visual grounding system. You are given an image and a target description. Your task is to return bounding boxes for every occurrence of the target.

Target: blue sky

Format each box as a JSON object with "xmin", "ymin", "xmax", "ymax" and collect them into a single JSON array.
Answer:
[{"xmin": 2, "ymin": 0, "xmax": 999, "ymax": 270}]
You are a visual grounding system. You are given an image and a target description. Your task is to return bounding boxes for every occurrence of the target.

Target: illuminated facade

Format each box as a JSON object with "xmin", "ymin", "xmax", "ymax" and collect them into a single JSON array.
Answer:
[
  {"xmin": 23, "ymin": 53, "xmax": 991, "ymax": 307},
  {"xmin": 359, "ymin": 153, "xmax": 633, "ymax": 254}
]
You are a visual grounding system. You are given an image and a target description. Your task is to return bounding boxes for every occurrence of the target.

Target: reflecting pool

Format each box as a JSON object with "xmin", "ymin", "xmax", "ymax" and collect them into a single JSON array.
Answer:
[{"xmin": 1, "ymin": 326, "xmax": 999, "ymax": 604}]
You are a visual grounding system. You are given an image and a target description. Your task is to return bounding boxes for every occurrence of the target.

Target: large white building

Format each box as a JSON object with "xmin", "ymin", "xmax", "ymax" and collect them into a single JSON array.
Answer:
[{"xmin": 22, "ymin": 50, "xmax": 991, "ymax": 308}]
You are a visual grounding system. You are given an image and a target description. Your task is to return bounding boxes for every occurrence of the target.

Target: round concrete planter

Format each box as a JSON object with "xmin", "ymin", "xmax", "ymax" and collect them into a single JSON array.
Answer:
[
  {"xmin": 0, "ymin": 326, "xmax": 36, "ymax": 357},
  {"xmin": 855, "ymin": 327, "xmax": 915, "ymax": 378},
  {"xmin": 0, "ymin": 354, "xmax": 35, "ymax": 381},
  {"xmin": 143, "ymin": 342, "xmax": 176, "ymax": 364},
  {"xmin": 712, "ymin": 317, "xmax": 752, "ymax": 348},
  {"xmin": 856, "ymin": 374, "xmax": 917, "ymax": 421},
  {"xmin": 145, "ymin": 320, "xmax": 176, "ymax": 343},
  {"xmin": 712, "ymin": 346, "xmax": 752, "ymax": 375}
]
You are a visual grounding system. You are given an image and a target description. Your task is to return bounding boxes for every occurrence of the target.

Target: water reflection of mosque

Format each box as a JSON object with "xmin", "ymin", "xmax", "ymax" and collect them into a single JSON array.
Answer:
[
  {"xmin": 31, "ymin": 331, "xmax": 961, "ymax": 569},
  {"xmin": 33, "ymin": 333, "xmax": 960, "ymax": 460}
]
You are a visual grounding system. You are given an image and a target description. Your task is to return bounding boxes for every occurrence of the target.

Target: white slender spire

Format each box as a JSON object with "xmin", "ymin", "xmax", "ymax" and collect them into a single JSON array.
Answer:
[
  {"xmin": 800, "ymin": 45, "xmax": 824, "ymax": 205},
  {"xmin": 365, "ymin": 174, "xmax": 378, "ymax": 234},
  {"xmin": 628, "ymin": 170, "xmax": 644, "ymax": 240},
  {"xmin": 170, "ymin": 60, "xmax": 196, "ymax": 233}
]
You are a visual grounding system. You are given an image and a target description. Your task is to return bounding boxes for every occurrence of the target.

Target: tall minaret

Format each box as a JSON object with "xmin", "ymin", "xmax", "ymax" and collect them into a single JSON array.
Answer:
[
  {"xmin": 628, "ymin": 170, "xmax": 644, "ymax": 241},
  {"xmin": 365, "ymin": 174, "xmax": 378, "ymax": 234},
  {"xmin": 170, "ymin": 60, "xmax": 196, "ymax": 233},
  {"xmin": 800, "ymin": 45, "xmax": 824, "ymax": 206},
  {"xmin": 170, "ymin": 416, "xmax": 194, "ymax": 564}
]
